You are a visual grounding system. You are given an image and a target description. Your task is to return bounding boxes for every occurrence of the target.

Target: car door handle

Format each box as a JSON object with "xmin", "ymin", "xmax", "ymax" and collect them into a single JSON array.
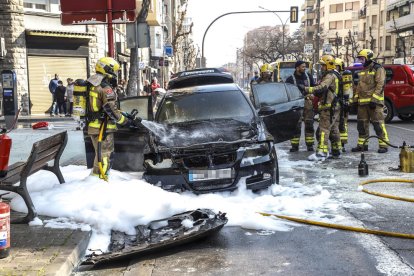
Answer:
[{"xmin": 290, "ymin": 106, "xmax": 302, "ymax": 111}]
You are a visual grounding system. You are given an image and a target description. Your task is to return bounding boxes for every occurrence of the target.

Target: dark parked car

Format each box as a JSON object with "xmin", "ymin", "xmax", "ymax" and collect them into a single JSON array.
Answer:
[
  {"xmin": 168, "ymin": 68, "xmax": 234, "ymax": 89},
  {"xmin": 84, "ymin": 73, "xmax": 304, "ymax": 194}
]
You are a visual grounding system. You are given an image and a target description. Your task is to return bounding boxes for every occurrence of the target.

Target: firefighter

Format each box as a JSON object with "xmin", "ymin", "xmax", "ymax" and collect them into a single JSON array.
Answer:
[
  {"xmin": 305, "ymin": 55, "xmax": 341, "ymax": 159},
  {"xmin": 351, "ymin": 49, "xmax": 389, "ymax": 153},
  {"xmin": 334, "ymin": 58, "xmax": 353, "ymax": 152},
  {"xmin": 86, "ymin": 57, "xmax": 141, "ymax": 179},
  {"xmin": 252, "ymin": 63, "xmax": 273, "ymax": 84},
  {"xmin": 286, "ymin": 60, "xmax": 316, "ymax": 152}
]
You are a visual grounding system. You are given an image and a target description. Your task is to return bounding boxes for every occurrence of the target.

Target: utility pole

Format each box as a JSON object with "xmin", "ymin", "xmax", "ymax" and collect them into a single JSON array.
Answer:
[{"xmin": 315, "ymin": 0, "xmax": 321, "ymax": 63}]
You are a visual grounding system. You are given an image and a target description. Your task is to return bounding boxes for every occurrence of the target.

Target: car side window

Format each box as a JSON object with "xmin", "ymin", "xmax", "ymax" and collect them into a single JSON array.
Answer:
[
  {"xmin": 286, "ymin": 84, "xmax": 302, "ymax": 100},
  {"xmin": 254, "ymin": 84, "xmax": 289, "ymax": 107},
  {"xmin": 385, "ymin": 68, "xmax": 393, "ymax": 83}
]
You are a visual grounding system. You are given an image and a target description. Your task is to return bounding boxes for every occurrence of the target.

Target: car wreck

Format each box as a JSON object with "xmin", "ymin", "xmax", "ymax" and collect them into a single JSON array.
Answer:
[{"xmin": 81, "ymin": 209, "xmax": 227, "ymax": 266}]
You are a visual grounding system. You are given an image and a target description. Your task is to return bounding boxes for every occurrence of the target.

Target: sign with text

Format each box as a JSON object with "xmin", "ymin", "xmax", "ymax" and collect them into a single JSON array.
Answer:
[{"xmin": 60, "ymin": 0, "xmax": 137, "ymax": 25}]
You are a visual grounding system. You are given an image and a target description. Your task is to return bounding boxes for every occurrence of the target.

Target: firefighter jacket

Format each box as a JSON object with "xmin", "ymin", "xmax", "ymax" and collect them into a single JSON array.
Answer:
[
  {"xmin": 354, "ymin": 62, "xmax": 386, "ymax": 106},
  {"xmin": 86, "ymin": 73, "xmax": 128, "ymax": 135},
  {"xmin": 305, "ymin": 71, "xmax": 338, "ymax": 111}
]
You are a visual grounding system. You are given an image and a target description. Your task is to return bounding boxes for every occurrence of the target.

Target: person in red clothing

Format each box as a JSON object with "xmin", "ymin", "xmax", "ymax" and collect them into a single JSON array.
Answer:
[{"xmin": 150, "ymin": 77, "xmax": 161, "ymax": 107}]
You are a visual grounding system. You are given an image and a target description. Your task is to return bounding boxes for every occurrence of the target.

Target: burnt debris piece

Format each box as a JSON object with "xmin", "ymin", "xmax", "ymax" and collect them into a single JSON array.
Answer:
[{"xmin": 81, "ymin": 209, "xmax": 227, "ymax": 266}]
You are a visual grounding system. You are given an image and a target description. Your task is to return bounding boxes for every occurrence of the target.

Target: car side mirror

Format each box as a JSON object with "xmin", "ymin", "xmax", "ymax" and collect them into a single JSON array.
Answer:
[{"xmin": 258, "ymin": 106, "xmax": 275, "ymax": 116}]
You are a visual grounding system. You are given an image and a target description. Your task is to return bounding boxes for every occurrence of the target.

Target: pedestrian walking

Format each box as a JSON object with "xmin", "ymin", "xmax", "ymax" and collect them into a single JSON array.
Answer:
[
  {"xmin": 286, "ymin": 60, "xmax": 316, "ymax": 152},
  {"xmin": 143, "ymin": 80, "xmax": 151, "ymax": 96},
  {"xmin": 54, "ymin": 80, "xmax": 67, "ymax": 116},
  {"xmin": 305, "ymin": 55, "xmax": 341, "ymax": 159},
  {"xmin": 351, "ymin": 49, "xmax": 389, "ymax": 153},
  {"xmin": 66, "ymin": 78, "xmax": 74, "ymax": 117},
  {"xmin": 48, "ymin": 73, "xmax": 59, "ymax": 116},
  {"xmin": 151, "ymin": 77, "xmax": 161, "ymax": 107}
]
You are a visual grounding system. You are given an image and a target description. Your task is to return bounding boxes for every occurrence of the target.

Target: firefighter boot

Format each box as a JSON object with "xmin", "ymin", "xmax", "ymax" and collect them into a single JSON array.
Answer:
[
  {"xmin": 351, "ymin": 145, "xmax": 368, "ymax": 152},
  {"xmin": 289, "ymin": 145, "xmax": 299, "ymax": 152},
  {"xmin": 307, "ymin": 145, "xmax": 314, "ymax": 152},
  {"xmin": 342, "ymin": 142, "xmax": 346, "ymax": 152},
  {"xmin": 331, "ymin": 149, "xmax": 341, "ymax": 159}
]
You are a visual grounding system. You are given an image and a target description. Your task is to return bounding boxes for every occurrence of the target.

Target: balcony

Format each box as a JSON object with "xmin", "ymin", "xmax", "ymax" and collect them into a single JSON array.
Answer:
[
  {"xmin": 359, "ymin": 6, "xmax": 367, "ymax": 18},
  {"xmin": 385, "ymin": 14, "xmax": 414, "ymax": 32},
  {"xmin": 307, "ymin": 0, "xmax": 315, "ymax": 7},
  {"xmin": 305, "ymin": 25, "xmax": 316, "ymax": 33}
]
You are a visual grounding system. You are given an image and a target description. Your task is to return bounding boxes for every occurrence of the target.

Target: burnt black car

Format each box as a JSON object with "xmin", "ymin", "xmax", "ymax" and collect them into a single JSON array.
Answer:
[{"xmin": 84, "ymin": 73, "xmax": 304, "ymax": 194}]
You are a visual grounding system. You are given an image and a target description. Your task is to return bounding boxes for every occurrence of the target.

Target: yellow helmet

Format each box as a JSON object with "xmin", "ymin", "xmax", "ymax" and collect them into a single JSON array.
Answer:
[
  {"xmin": 357, "ymin": 49, "xmax": 374, "ymax": 61},
  {"xmin": 95, "ymin": 57, "xmax": 120, "ymax": 78},
  {"xmin": 260, "ymin": 63, "xmax": 273, "ymax": 73},
  {"xmin": 318, "ymin": 55, "xmax": 336, "ymax": 70},
  {"xmin": 334, "ymin": 58, "xmax": 344, "ymax": 71}
]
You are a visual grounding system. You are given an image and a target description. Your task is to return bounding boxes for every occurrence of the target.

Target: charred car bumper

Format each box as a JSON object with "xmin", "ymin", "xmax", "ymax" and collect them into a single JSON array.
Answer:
[{"xmin": 143, "ymin": 142, "xmax": 277, "ymax": 194}]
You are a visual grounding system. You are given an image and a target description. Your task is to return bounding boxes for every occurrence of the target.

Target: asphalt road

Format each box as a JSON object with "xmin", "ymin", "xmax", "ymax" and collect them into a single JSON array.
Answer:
[{"xmin": 68, "ymin": 117, "xmax": 414, "ymax": 275}]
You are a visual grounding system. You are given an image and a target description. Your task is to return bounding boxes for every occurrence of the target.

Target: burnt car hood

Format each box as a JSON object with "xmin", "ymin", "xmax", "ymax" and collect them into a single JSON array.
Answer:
[
  {"xmin": 81, "ymin": 209, "xmax": 227, "ymax": 266},
  {"xmin": 150, "ymin": 119, "xmax": 259, "ymax": 148}
]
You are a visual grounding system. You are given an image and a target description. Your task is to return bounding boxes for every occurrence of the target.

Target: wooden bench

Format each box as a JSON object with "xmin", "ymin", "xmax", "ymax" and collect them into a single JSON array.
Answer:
[{"xmin": 0, "ymin": 131, "xmax": 68, "ymax": 223}]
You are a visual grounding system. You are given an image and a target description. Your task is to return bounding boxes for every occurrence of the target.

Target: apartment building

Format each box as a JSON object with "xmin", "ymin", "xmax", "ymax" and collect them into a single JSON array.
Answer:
[{"xmin": 385, "ymin": 0, "xmax": 414, "ymax": 64}]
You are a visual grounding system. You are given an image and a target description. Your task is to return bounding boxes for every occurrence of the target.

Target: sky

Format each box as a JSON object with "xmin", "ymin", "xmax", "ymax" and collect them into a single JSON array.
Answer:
[
  {"xmin": 6, "ymin": 140, "xmax": 356, "ymax": 254},
  {"xmin": 187, "ymin": 0, "xmax": 303, "ymax": 67}
]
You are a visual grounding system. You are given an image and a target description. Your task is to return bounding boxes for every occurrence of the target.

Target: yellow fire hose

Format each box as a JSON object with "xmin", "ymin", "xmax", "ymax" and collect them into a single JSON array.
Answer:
[
  {"xmin": 97, "ymin": 118, "xmax": 108, "ymax": 182},
  {"xmin": 258, "ymin": 178, "xmax": 414, "ymax": 239}
]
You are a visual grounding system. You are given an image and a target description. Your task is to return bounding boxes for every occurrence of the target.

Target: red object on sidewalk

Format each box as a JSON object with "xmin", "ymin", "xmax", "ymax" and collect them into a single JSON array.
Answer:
[
  {"xmin": 0, "ymin": 201, "xmax": 10, "ymax": 259},
  {"xmin": 32, "ymin": 121, "xmax": 50, "ymax": 130},
  {"xmin": 0, "ymin": 133, "xmax": 12, "ymax": 178}
]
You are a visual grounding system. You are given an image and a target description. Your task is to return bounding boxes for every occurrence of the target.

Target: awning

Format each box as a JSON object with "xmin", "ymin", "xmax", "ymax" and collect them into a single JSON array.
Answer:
[
  {"xmin": 25, "ymin": 29, "xmax": 94, "ymax": 39},
  {"xmin": 387, "ymin": 0, "xmax": 413, "ymax": 11}
]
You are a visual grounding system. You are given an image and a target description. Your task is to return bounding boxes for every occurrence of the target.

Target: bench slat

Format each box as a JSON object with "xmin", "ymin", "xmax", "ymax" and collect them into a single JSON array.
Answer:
[
  {"xmin": 34, "ymin": 144, "xmax": 60, "ymax": 163},
  {"xmin": 0, "ymin": 162, "xmax": 26, "ymax": 183},
  {"xmin": 32, "ymin": 132, "xmax": 66, "ymax": 153}
]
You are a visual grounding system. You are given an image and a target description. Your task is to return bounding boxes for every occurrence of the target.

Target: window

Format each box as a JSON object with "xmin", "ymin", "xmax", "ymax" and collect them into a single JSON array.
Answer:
[
  {"xmin": 399, "ymin": 4, "xmax": 410, "ymax": 17},
  {"xmin": 23, "ymin": 0, "xmax": 48, "ymax": 11},
  {"xmin": 372, "ymin": 15, "xmax": 378, "ymax": 28},
  {"xmin": 379, "ymin": 36, "xmax": 383, "ymax": 51},
  {"xmin": 380, "ymin": 11, "xmax": 384, "ymax": 26},
  {"xmin": 155, "ymin": 33, "xmax": 161, "ymax": 49},
  {"xmin": 286, "ymin": 85, "xmax": 302, "ymax": 100},
  {"xmin": 353, "ymin": 1, "xmax": 360, "ymax": 10},
  {"xmin": 255, "ymin": 84, "xmax": 289, "ymax": 106},
  {"xmin": 345, "ymin": 20, "xmax": 352, "ymax": 29},
  {"xmin": 329, "ymin": 37, "xmax": 343, "ymax": 45},
  {"xmin": 330, "ymin": 3, "xmax": 343, "ymax": 13},
  {"xmin": 385, "ymin": 35, "xmax": 391, "ymax": 50},
  {"xmin": 345, "ymin": 2, "xmax": 353, "ymax": 11},
  {"xmin": 372, "ymin": 0, "xmax": 378, "ymax": 4},
  {"xmin": 307, "ymin": 19, "xmax": 313, "ymax": 26},
  {"xmin": 385, "ymin": 68, "xmax": 394, "ymax": 83},
  {"xmin": 329, "ymin": 21, "xmax": 343, "ymax": 30}
]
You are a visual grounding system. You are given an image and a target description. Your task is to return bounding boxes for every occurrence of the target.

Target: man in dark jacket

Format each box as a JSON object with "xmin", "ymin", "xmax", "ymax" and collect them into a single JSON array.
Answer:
[
  {"xmin": 286, "ymin": 60, "xmax": 316, "ymax": 152},
  {"xmin": 54, "ymin": 80, "xmax": 67, "ymax": 116},
  {"xmin": 48, "ymin": 74, "xmax": 59, "ymax": 116}
]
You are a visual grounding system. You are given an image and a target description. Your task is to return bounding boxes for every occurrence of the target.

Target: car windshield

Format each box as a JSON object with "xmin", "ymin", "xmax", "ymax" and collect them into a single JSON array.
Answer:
[
  {"xmin": 157, "ymin": 90, "xmax": 254, "ymax": 124},
  {"xmin": 280, "ymin": 68, "xmax": 296, "ymax": 82}
]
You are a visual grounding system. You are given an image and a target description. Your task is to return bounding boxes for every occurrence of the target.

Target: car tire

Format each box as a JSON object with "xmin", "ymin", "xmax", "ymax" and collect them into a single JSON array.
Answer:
[
  {"xmin": 397, "ymin": 114, "xmax": 414, "ymax": 121},
  {"xmin": 383, "ymin": 101, "xmax": 394, "ymax": 123},
  {"xmin": 272, "ymin": 147, "xmax": 279, "ymax": 185}
]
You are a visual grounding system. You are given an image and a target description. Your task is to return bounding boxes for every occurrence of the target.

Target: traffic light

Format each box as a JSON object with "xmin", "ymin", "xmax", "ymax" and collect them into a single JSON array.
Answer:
[{"xmin": 290, "ymin": 6, "xmax": 298, "ymax": 23}]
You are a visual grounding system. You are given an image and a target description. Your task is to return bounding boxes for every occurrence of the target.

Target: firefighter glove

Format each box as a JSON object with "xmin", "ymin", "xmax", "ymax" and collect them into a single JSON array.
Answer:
[{"xmin": 369, "ymin": 101, "xmax": 377, "ymax": 109}]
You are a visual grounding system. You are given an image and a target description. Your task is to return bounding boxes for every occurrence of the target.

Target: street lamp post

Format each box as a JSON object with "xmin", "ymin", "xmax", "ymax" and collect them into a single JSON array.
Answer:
[
  {"xmin": 201, "ymin": 10, "xmax": 291, "ymax": 67},
  {"xmin": 258, "ymin": 6, "xmax": 290, "ymax": 61}
]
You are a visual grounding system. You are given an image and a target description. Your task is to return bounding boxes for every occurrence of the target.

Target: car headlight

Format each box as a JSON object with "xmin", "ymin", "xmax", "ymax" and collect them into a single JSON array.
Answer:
[{"xmin": 240, "ymin": 143, "xmax": 271, "ymax": 166}]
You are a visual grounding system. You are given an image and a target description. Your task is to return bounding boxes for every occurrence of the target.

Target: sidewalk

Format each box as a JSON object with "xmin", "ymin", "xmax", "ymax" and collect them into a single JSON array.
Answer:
[
  {"xmin": 0, "ymin": 115, "xmax": 75, "ymax": 123},
  {"xmin": 0, "ymin": 127, "xmax": 91, "ymax": 275}
]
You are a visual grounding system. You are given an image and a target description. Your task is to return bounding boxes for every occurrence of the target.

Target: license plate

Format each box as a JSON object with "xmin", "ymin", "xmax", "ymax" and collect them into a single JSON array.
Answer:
[{"xmin": 189, "ymin": 169, "xmax": 232, "ymax": 181}]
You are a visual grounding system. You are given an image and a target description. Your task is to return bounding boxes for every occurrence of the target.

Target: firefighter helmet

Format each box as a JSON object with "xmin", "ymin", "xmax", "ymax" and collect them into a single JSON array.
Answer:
[
  {"xmin": 318, "ymin": 55, "xmax": 336, "ymax": 70},
  {"xmin": 357, "ymin": 49, "xmax": 374, "ymax": 61},
  {"xmin": 334, "ymin": 58, "xmax": 344, "ymax": 72},
  {"xmin": 260, "ymin": 63, "xmax": 273, "ymax": 73},
  {"xmin": 95, "ymin": 57, "xmax": 120, "ymax": 78}
]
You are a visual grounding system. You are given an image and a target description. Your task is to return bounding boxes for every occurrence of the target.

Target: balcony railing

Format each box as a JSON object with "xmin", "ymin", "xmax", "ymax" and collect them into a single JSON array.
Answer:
[{"xmin": 359, "ymin": 6, "xmax": 367, "ymax": 18}]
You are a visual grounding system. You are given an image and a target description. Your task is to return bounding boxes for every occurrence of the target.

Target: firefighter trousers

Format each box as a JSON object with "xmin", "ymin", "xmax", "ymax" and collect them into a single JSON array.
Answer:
[
  {"xmin": 90, "ymin": 133, "xmax": 114, "ymax": 177},
  {"xmin": 291, "ymin": 99, "xmax": 315, "ymax": 147},
  {"xmin": 356, "ymin": 105, "xmax": 389, "ymax": 148},
  {"xmin": 316, "ymin": 108, "xmax": 341, "ymax": 154},
  {"xmin": 339, "ymin": 110, "xmax": 348, "ymax": 145}
]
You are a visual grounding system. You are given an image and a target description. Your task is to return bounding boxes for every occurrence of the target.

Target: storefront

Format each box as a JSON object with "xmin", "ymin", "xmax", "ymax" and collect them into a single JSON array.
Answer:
[{"xmin": 25, "ymin": 30, "xmax": 92, "ymax": 114}]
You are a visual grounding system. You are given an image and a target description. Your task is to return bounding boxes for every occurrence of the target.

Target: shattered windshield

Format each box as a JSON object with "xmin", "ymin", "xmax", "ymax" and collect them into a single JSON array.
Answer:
[{"xmin": 157, "ymin": 90, "xmax": 254, "ymax": 124}]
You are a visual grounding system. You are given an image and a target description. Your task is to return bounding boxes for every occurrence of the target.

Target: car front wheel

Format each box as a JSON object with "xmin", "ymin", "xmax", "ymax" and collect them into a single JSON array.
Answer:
[{"xmin": 383, "ymin": 101, "xmax": 394, "ymax": 123}]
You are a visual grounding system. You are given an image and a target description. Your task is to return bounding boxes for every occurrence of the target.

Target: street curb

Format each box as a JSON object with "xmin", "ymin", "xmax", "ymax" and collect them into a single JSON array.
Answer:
[{"xmin": 52, "ymin": 230, "xmax": 92, "ymax": 276}]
